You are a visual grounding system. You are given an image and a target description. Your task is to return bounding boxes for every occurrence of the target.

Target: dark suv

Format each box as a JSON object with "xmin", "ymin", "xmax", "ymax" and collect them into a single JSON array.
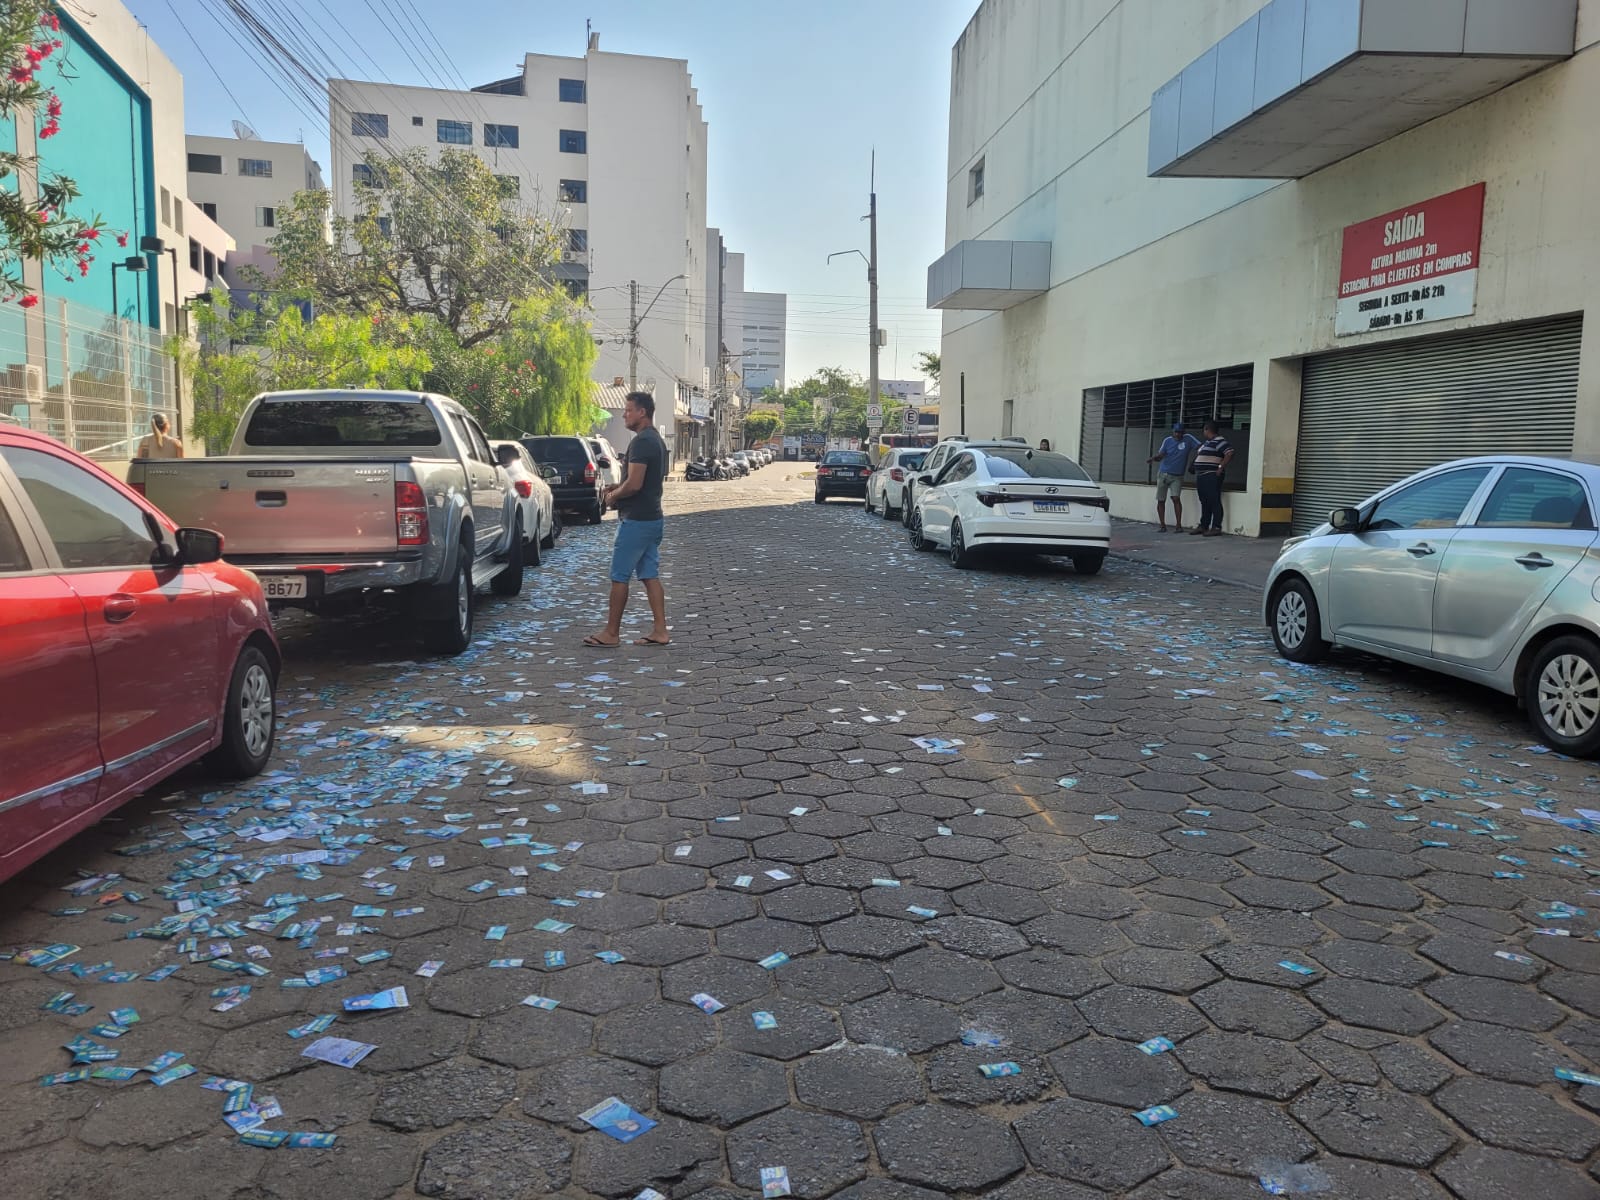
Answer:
[
  {"xmin": 814, "ymin": 449, "xmax": 873, "ymax": 504},
  {"xmin": 521, "ymin": 435, "xmax": 606, "ymax": 524}
]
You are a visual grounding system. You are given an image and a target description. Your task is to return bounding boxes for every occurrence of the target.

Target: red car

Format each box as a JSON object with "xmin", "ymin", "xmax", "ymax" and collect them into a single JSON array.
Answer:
[{"xmin": 0, "ymin": 426, "xmax": 280, "ymax": 885}]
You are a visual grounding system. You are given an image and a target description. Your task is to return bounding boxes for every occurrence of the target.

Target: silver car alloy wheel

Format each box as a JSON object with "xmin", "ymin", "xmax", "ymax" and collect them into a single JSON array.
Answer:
[
  {"xmin": 1275, "ymin": 590, "xmax": 1309, "ymax": 649},
  {"xmin": 1537, "ymin": 653, "xmax": 1600, "ymax": 739},
  {"xmin": 456, "ymin": 565, "xmax": 471, "ymax": 631},
  {"xmin": 240, "ymin": 662, "xmax": 274, "ymax": 757}
]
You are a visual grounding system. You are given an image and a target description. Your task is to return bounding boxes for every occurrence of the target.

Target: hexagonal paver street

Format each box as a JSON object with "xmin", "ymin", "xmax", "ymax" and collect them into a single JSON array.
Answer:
[{"xmin": 2, "ymin": 470, "xmax": 1598, "ymax": 1199}]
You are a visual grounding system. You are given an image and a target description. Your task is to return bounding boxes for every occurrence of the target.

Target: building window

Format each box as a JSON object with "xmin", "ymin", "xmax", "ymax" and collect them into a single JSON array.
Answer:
[
  {"xmin": 189, "ymin": 238, "xmax": 201, "ymax": 271},
  {"xmin": 160, "ymin": 186, "xmax": 171, "ymax": 228},
  {"xmin": 256, "ymin": 206, "xmax": 276, "ymax": 228},
  {"xmin": 567, "ymin": 228, "xmax": 587, "ymax": 254},
  {"xmin": 239, "ymin": 158, "xmax": 272, "ymax": 178},
  {"xmin": 562, "ymin": 278, "xmax": 588, "ymax": 300},
  {"xmin": 353, "ymin": 163, "xmax": 378, "ymax": 187},
  {"xmin": 559, "ymin": 78, "xmax": 585, "ymax": 103},
  {"xmin": 376, "ymin": 216, "xmax": 392, "ymax": 238},
  {"xmin": 1078, "ymin": 364, "xmax": 1254, "ymax": 491},
  {"xmin": 188, "ymin": 152, "xmax": 222, "ymax": 174},
  {"xmin": 352, "ymin": 112, "xmax": 388, "ymax": 138},
  {"xmin": 485, "ymin": 123, "xmax": 519, "ymax": 148},
  {"xmin": 495, "ymin": 174, "xmax": 520, "ymax": 199},
  {"xmin": 968, "ymin": 158, "xmax": 985, "ymax": 205},
  {"xmin": 203, "ymin": 249, "xmax": 216, "ymax": 280},
  {"xmin": 412, "ymin": 115, "xmax": 424, "ymax": 126},
  {"xmin": 200, "ymin": 202, "xmax": 217, "ymax": 221},
  {"xmin": 559, "ymin": 179, "xmax": 586, "ymax": 203},
  {"xmin": 437, "ymin": 119, "xmax": 472, "ymax": 145},
  {"xmin": 559, "ymin": 129, "xmax": 586, "ymax": 154}
]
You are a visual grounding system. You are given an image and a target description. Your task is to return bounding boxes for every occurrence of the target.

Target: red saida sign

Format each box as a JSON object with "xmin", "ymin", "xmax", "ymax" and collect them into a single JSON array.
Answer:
[{"xmin": 1335, "ymin": 183, "xmax": 1485, "ymax": 336}]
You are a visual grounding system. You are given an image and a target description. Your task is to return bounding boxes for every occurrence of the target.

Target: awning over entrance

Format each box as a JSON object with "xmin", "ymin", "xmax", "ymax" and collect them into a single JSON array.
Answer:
[
  {"xmin": 1148, "ymin": 0, "xmax": 1578, "ymax": 179},
  {"xmin": 926, "ymin": 240, "xmax": 1051, "ymax": 311}
]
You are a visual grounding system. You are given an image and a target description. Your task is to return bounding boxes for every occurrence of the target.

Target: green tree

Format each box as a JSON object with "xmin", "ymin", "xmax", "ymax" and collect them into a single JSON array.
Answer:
[
  {"xmin": 743, "ymin": 411, "xmax": 781, "ymax": 445},
  {"xmin": 915, "ymin": 350, "xmax": 940, "ymax": 384},
  {"xmin": 179, "ymin": 293, "xmax": 432, "ymax": 452},
  {"xmin": 0, "ymin": 2, "xmax": 103, "ymax": 302},
  {"xmin": 767, "ymin": 367, "xmax": 908, "ymax": 443},
  {"xmin": 267, "ymin": 148, "xmax": 563, "ymax": 346}
]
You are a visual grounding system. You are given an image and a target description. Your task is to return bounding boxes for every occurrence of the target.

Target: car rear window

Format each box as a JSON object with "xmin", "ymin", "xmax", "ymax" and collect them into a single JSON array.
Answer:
[
  {"xmin": 823, "ymin": 451, "xmax": 871, "ymax": 466},
  {"xmin": 523, "ymin": 437, "xmax": 589, "ymax": 466},
  {"xmin": 897, "ymin": 452, "xmax": 926, "ymax": 469},
  {"xmin": 983, "ymin": 448, "xmax": 1092, "ymax": 482},
  {"xmin": 244, "ymin": 399, "xmax": 442, "ymax": 447}
]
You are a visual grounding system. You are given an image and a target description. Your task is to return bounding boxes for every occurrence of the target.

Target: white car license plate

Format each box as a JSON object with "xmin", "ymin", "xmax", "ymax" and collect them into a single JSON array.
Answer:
[
  {"xmin": 1032, "ymin": 500, "xmax": 1071, "ymax": 513},
  {"xmin": 261, "ymin": 574, "xmax": 308, "ymax": 600}
]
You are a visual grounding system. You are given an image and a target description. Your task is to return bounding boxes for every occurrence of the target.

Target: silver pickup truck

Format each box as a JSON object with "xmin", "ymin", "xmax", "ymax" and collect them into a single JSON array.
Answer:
[{"xmin": 130, "ymin": 389, "xmax": 523, "ymax": 655}]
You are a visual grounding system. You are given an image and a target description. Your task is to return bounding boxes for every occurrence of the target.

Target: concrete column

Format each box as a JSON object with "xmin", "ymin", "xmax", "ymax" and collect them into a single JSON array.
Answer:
[{"xmin": 1254, "ymin": 356, "xmax": 1303, "ymax": 538}]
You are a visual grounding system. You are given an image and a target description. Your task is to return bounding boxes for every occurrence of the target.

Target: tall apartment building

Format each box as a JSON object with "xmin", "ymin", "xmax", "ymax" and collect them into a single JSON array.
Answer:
[
  {"xmin": 186, "ymin": 135, "xmax": 325, "ymax": 283},
  {"xmin": 328, "ymin": 36, "xmax": 708, "ymax": 455},
  {"xmin": 706, "ymin": 228, "xmax": 787, "ymax": 399}
]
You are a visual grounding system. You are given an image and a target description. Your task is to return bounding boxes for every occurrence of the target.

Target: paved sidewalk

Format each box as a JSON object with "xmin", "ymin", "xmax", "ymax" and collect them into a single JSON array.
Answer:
[{"xmin": 1110, "ymin": 518, "xmax": 1286, "ymax": 592}]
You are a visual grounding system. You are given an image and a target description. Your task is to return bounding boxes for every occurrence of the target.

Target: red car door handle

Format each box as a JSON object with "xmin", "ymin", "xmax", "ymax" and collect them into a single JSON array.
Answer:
[{"xmin": 103, "ymin": 594, "xmax": 138, "ymax": 623}]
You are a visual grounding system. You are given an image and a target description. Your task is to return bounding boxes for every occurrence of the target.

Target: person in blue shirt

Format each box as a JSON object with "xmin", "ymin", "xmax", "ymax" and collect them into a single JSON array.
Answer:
[{"xmin": 1147, "ymin": 422, "xmax": 1200, "ymax": 532}]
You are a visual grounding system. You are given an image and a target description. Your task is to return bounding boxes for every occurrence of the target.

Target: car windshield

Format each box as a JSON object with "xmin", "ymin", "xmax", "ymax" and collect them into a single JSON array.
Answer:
[
  {"xmin": 244, "ymin": 399, "xmax": 442, "ymax": 447},
  {"xmin": 983, "ymin": 448, "xmax": 1093, "ymax": 482},
  {"xmin": 523, "ymin": 437, "xmax": 588, "ymax": 466},
  {"xmin": 822, "ymin": 451, "xmax": 871, "ymax": 466},
  {"xmin": 897, "ymin": 452, "xmax": 927, "ymax": 469}
]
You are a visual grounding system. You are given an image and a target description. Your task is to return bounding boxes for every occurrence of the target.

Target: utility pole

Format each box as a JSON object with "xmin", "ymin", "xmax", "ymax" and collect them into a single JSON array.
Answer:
[
  {"xmin": 716, "ymin": 235, "xmax": 726, "ymax": 453},
  {"xmin": 868, "ymin": 150, "xmax": 880, "ymax": 419},
  {"xmin": 628, "ymin": 279, "xmax": 639, "ymax": 393}
]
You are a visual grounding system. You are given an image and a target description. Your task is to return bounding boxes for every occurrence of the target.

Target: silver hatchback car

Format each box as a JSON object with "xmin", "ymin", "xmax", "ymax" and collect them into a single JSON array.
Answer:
[{"xmin": 1264, "ymin": 456, "xmax": 1600, "ymax": 755}]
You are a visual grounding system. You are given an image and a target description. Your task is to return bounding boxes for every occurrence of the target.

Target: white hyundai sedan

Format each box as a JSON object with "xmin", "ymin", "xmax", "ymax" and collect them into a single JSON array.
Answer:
[{"xmin": 908, "ymin": 442, "xmax": 1112, "ymax": 573}]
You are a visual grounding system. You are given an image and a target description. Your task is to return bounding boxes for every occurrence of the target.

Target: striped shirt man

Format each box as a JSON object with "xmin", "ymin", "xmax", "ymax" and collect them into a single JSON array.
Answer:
[{"xmin": 1193, "ymin": 435, "xmax": 1232, "ymax": 475}]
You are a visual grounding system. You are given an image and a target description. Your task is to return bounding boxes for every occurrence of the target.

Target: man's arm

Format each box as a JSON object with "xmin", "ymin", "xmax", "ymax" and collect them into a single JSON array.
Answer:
[
  {"xmin": 1220, "ymin": 445, "xmax": 1236, "ymax": 472},
  {"xmin": 605, "ymin": 462, "xmax": 648, "ymax": 507},
  {"xmin": 1147, "ymin": 438, "xmax": 1168, "ymax": 465}
]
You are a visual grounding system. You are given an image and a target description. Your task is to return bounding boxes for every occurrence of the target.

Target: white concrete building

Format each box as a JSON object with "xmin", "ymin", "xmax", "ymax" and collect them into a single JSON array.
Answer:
[
  {"xmin": 185, "ymin": 135, "xmax": 325, "ymax": 283},
  {"xmin": 930, "ymin": 0, "xmax": 1598, "ymax": 536},
  {"xmin": 328, "ymin": 36, "xmax": 708, "ymax": 457}
]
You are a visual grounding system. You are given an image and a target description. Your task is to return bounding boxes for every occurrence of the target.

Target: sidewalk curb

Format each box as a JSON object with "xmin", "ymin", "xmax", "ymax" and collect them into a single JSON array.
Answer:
[{"xmin": 1107, "ymin": 549, "xmax": 1264, "ymax": 592}]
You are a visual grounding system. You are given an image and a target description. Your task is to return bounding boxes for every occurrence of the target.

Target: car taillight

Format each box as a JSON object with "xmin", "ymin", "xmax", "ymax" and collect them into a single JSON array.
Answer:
[
  {"xmin": 976, "ymin": 491, "xmax": 1008, "ymax": 507},
  {"xmin": 395, "ymin": 480, "xmax": 429, "ymax": 546},
  {"xmin": 584, "ymin": 462, "xmax": 596, "ymax": 484},
  {"xmin": 514, "ymin": 480, "xmax": 532, "ymax": 498},
  {"xmin": 817, "ymin": 467, "xmax": 830, "ymax": 476},
  {"xmin": 130, "ymin": 481, "xmax": 146, "ymax": 495},
  {"xmin": 890, "ymin": 468, "xmax": 904, "ymax": 482},
  {"xmin": 1083, "ymin": 496, "xmax": 1111, "ymax": 510}
]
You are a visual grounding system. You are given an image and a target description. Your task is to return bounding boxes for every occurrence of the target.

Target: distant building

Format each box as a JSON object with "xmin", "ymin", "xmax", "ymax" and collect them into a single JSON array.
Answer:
[
  {"xmin": 328, "ymin": 34, "xmax": 708, "ymax": 456},
  {"xmin": 705, "ymin": 228, "xmax": 787, "ymax": 398},
  {"xmin": 186, "ymin": 135, "xmax": 325, "ymax": 283},
  {"xmin": 880, "ymin": 379, "xmax": 926, "ymax": 404}
]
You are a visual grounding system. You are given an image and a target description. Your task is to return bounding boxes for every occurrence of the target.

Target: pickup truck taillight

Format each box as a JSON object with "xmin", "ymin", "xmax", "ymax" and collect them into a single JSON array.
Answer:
[
  {"xmin": 514, "ymin": 479, "xmax": 533, "ymax": 498},
  {"xmin": 130, "ymin": 481, "xmax": 146, "ymax": 496},
  {"xmin": 584, "ymin": 462, "xmax": 596, "ymax": 484},
  {"xmin": 395, "ymin": 480, "xmax": 429, "ymax": 546}
]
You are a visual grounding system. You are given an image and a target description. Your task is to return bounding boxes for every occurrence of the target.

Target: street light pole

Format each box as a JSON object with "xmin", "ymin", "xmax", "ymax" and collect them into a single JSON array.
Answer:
[{"xmin": 827, "ymin": 152, "xmax": 882, "ymax": 430}]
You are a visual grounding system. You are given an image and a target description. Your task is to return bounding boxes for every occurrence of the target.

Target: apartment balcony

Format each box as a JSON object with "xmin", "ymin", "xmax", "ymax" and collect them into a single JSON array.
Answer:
[
  {"xmin": 1148, "ymin": 0, "xmax": 1578, "ymax": 179},
  {"xmin": 927, "ymin": 240, "xmax": 1051, "ymax": 311}
]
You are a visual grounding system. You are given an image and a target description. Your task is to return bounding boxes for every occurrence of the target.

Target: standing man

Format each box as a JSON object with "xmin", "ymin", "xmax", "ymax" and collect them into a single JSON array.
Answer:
[
  {"xmin": 1147, "ymin": 421, "xmax": 1199, "ymax": 532},
  {"xmin": 584, "ymin": 392, "xmax": 670, "ymax": 647},
  {"xmin": 1190, "ymin": 420, "xmax": 1235, "ymax": 537}
]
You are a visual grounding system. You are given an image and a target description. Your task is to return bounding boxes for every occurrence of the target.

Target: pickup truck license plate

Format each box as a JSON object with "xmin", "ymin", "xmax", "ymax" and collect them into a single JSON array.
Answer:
[
  {"xmin": 1032, "ymin": 501, "xmax": 1071, "ymax": 513},
  {"xmin": 261, "ymin": 575, "xmax": 308, "ymax": 600}
]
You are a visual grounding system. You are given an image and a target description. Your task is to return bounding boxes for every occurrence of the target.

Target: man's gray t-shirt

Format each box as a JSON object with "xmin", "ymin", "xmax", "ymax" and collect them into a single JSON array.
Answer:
[{"xmin": 619, "ymin": 426, "xmax": 666, "ymax": 522}]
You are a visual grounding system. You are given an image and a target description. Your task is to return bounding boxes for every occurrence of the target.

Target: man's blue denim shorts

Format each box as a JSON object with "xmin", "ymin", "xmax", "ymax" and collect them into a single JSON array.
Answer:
[{"xmin": 610, "ymin": 517, "xmax": 664, "ymax": 583}]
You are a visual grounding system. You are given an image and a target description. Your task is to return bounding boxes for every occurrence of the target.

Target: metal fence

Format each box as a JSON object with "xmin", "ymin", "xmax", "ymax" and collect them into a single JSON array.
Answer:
[{"xmin": 0, "ymin": 295, "xmax": 175, "ymax": 462}]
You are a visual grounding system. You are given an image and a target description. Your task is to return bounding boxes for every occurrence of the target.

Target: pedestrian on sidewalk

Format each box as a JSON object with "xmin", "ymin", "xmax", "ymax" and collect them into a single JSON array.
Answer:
[
  {"xmin": 584, "ymin": 392, "xmax": 671, "ymax": 647},
  {"xmin": 1147, "ymin": 421, "xmax": 1198, "ymax": 531},
  {"xmin": 1190, "ymin": 420, "xmax": 1235, "ymax": 537}
]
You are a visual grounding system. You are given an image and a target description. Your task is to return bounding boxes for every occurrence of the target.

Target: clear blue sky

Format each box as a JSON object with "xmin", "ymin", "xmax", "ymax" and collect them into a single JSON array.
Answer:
[{"xmin": 128, "ymin": 0, "xmax": 976, "ymax": 387}]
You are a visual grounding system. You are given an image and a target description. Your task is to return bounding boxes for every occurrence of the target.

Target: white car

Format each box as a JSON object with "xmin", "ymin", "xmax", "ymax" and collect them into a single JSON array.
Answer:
[
  {"xmin": 908, "ymin": 442, "xmax": 1112, "ymax": 573},
  {"xmin": 901, "ymin": 436, "xmax": 972, "ymax": 527},
  {"xmin": 491, "ymin": 440, "xmax": 559, "ymax": 563},
  {"xmin": 866, "ymin": 447, "xmax": 929, "ymax": 520},
  {"xmin": 587, "ymin": 436, "xmax": 624, "ymax": 488}
]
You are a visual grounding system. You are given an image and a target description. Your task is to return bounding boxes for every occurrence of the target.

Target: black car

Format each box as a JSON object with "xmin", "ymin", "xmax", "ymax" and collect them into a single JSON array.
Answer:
[
  {"xmin": 814, "ymin": 450, "xmax": 873, "ymax": 503},
  {"xmin": 521, "ymin": 435, "xmax": 606, "ymax": 524}
]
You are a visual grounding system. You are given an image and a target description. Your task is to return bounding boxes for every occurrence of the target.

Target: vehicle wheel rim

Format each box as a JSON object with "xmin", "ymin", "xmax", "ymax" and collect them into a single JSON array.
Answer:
[
  {"xmin": 1276, "ymin": 590, "xmax": 1308, "ymax": 649},
  {"xmin": 910, "ymin": 514, "xmax": 923, "ymax": 547},
  {"xmin": 951, "ymin": 525, "xmax": 963, "ymax": 564},
  {"xmin": 240, "ymin": 663, "xmax": 273, "ymax": 757},
  {"xmin": 1538, "ymin": 653, "xmax": 1600, "ymax": 739},
  {"xmin": 457, "ymin": 565, "xmax": 470, "ymax": 631}
]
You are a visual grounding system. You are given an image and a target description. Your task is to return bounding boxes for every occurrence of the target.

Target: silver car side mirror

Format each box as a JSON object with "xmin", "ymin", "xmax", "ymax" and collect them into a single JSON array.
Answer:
[{"xmin": 1329, "ymin": 507, "xmax": 1362, "ymax": 532}]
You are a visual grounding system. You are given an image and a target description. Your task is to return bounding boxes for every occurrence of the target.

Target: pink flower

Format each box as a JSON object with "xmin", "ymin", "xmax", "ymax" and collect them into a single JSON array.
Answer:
[
  {"xmin": 19, "ymin": 295, "xmax": 39, "ymax": 308},
  {"xmin": 116, "ymin": 232, "xmax": 128, "ymax": 247}
]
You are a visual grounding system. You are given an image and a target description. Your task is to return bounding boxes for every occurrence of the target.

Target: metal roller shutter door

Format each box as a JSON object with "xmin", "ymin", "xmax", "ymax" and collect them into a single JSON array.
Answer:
[{"xmin": 1294, "ymin": 316, "xmax": 1583, "ymax": 535}]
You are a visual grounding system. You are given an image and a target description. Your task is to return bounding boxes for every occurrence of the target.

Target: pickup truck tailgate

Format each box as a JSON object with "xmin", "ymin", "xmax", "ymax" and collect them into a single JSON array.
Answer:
[{"xmin": 143, "ymin": 459, "xmax": 399, "ymax": 556}]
